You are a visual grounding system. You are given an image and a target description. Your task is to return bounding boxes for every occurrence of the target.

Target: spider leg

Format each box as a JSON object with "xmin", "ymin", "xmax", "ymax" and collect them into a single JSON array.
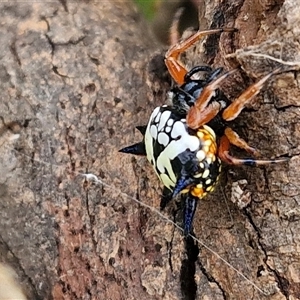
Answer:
[
  {"xmin": 184, "ymin": 66, "xmax": 223, "ymax": 83},
  {"xmin": 165, "ymin": 28, "xmax": 236, "ymax": 85},
  {"xmin": 184, "ymin": 65, "xmax": 213, "ymax": 81},
  {"xmin": 224, "ymin": 127, "xmax": 259, "ymax": 156},
  {"xmin": 205, "ymin": 67, "xmax": 224, "ymax": 83},
  {"xmin": 186, "ymin": 69, "xmax": 238, "ymax": 128},
  {"xmin": 182, "ymin": 193, "xmax": 198, "ymax": 236},
  {"xmin": 222, "ymin": 68, "xmax": 281, "ymax": 121},
  {"xmin": 172, "ymin": 175, "xmax": 196, "ymax": 198},
  {"xmin": 218, "ymin": 135, "xmax": 289, "ymax": 166},
  {"xmin": 187, "ymin": 101, "xmax": 222, "ymax": 129}
]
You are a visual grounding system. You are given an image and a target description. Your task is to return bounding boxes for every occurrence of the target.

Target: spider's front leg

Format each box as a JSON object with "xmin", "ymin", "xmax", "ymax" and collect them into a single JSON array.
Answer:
[
  {"xmin": 165, "ymin": 28, "xmax": 236, "ymax": 85},
  {"xmin": 186, "ymin": 69, "xmax": 238, "ymax": 129},
  {"xmin": 222, "ymin": 68, "xmax": 281, "ymax": 121}
]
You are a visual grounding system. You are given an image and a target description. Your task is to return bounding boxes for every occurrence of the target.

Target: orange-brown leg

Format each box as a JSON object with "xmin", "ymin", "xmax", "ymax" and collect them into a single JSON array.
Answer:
[
  {"xmin": 218, "ymin": 135, "xmax": 288, "ymax": 166},
  {"xmin": 187, "ymin": 101, "xmax": 221, "ymax": 129},
  {"xmin": 165, "ymin": 28, "xmax": 236, "ymax": 85},
  {"xmin": 224, "ymin": 127, "xmax": 259, "ymax": 156},
  {"xmin": 222, "ymin": 68, "xmax": 281, "ymax": 121},
  {"xmin": 186, "ymin": 69, "xmax": 238, "ymax": 128}
]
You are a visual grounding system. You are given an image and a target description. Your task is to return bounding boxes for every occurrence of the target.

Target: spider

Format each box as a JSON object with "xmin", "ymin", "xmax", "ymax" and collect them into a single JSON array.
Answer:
[{"xmin": 119, "ymin": 28, "xmax": 288, "ymax": 236}]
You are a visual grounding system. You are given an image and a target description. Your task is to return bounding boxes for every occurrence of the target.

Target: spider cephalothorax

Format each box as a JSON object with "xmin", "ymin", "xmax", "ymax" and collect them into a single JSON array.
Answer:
[{"xmin": 120, "ymin": 28, "xmax": 287, "ymax": 235}]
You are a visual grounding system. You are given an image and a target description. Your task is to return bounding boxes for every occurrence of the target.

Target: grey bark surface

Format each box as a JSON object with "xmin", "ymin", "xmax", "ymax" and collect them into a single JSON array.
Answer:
[{"xmin": 0, "ymin": 1, "xmax": 299, "ymax": 300}]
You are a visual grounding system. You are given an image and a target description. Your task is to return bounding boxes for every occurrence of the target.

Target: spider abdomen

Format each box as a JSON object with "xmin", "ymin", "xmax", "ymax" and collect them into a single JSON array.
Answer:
[{"xmin": 144, "ymin": 105, "xmax": 221, "ymax": 199}]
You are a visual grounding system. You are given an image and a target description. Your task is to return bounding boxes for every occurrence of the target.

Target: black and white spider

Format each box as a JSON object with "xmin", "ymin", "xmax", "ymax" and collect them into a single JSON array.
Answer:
[{"xmin": 120, "ymin": 28, "xmax": 287, "ymax": 235}]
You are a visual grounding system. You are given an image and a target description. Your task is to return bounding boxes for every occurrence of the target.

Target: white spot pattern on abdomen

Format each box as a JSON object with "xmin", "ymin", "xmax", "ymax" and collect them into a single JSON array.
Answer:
[{"xmin": 145, "ymin": 106, "xmax": 201, "ymax": 189}]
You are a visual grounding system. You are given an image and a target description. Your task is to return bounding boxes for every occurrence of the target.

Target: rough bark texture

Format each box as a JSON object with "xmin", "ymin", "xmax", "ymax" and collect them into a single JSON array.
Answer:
[{"xmin": 0, "ymin": 1, "xmax": 299, "ymax": 300}]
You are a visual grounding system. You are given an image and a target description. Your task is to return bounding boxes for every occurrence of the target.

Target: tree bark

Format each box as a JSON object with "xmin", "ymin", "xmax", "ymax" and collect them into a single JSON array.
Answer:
[{"xmin": 0, "ymin": 1, "xmax": 299, "ymax": 300}]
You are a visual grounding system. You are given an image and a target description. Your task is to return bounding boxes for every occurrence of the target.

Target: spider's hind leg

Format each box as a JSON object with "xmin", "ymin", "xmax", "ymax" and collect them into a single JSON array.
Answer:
[
  {"xmin": 182, "ymin": 193, "xmax": 198, "ymax": 236},
  {"xmin": 218, "ymin": 135, "xmax": 289, "ymax": 166},
  {"xmin": 224, "ymin": 127, "xmax": 259, "ymax": 156}
]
